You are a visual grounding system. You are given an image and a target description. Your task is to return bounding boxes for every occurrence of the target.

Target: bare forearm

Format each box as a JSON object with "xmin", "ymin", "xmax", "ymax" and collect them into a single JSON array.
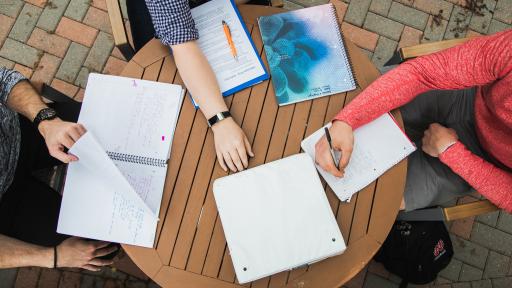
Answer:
[
  {"xmin": 6, "ymin": 80, "xmax": 48, "ymax": 122},
  {"xmin": 171, "ymin": 41, "xmax": 227, "ymax": 118},
  {"xmin": 0, "ymin": 234, "xmax": 53, "ymax": 268}
]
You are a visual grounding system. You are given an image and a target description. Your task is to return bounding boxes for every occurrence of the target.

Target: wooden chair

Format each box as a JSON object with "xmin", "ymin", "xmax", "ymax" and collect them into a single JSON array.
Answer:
[
  {"xmin": 390, "ymin": 37, "xmax": 500, "ymax": 222},
  {"xmin": 106, "ymin": 0, "xmax": 284, "ymax": 61}
]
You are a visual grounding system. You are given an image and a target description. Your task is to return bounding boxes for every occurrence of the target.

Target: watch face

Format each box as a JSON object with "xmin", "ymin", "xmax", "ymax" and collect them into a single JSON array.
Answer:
[{"xmin": 41, "ymin": 108, "xmax": 57, "ymax": 119}]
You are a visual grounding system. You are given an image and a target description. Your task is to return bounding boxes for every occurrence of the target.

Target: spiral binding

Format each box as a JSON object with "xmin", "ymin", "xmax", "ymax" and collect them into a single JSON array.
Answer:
[
  {"xmin": 329, "ymin": 4, "xmax": 358, "ymax": 88},
  {"xmin": 107, "ymin": 151, "xmax": 166, "ymax": 167}
]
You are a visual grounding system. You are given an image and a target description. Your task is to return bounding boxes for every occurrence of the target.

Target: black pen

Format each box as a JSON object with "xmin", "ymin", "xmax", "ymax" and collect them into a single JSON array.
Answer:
[{"xmin": 324, "ymin": 127, "xmax": 340, "ymax": 168}]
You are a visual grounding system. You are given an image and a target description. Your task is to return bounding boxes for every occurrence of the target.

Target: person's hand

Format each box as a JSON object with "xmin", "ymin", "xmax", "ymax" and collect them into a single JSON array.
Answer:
[
  {"xmin": 314, "ymin": 120, "xmax": 354, "ymax": 178},
  {"xmin": 56, "ymin": 237, "xmax": 117, "ymax": 271},
  {"xmin": 422, "ymin": 123, "xmax": 458, "ymax": 157},
  {"xmin": 212, "ymin": 117, "xmax": 254, "ymax": 172},
  {"xmin": 38, "ymin": 118, "xmax": 86, "ymax": 163}
]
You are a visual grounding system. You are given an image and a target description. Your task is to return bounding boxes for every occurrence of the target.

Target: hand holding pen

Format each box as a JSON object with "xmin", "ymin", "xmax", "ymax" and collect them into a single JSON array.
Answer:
[{"xmin": 314, "ymin": 121, "xmax": 354, "ymax": 178}]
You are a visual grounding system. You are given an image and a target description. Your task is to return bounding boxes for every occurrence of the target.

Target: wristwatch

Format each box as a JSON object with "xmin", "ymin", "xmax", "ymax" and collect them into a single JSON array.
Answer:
[
  {"xmin": 207, "ymin": 111, "xmax": 231, "ymax": 127},
  {"xmin": 34, "ymin": 107, "xmax": 58, "ymax": 128}
]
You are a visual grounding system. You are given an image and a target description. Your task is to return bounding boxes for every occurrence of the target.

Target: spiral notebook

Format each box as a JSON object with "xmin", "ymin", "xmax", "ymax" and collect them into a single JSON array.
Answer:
[
  {"xmin": 213, "ymin": 154, "xmax": 345, "ymax": 284},
  {"xmin": 258, "ymin": 4, "xmax": 356, "ymax": 106},
  {"xmin": 301, "ymin": 113, "xmax": 416, "ymax": 201},
  {"xmin": 57, "ymin": 74, "xmax": 185, "ymax": 247}
]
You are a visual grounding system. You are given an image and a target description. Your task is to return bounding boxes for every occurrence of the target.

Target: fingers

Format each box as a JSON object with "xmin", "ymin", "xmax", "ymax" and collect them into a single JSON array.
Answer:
[
  {"xmin": 223, "ymin": 152, "xmax": 238, "ymax": 172},
  {"xmin": 92, "ymin": 241, "xmax": 111, "ymax": 249},
  {"xmin": 216, "ymin": 150, "xmax": 228, "ymax": 172},
  {"xmin": 235, "ymin": 146, "xmax": 248, "ymax": 169},
  {"xmin": 60, "ymin": 134, "xmax": 75, "ymax": 150},
  {"xmin": 82, "ymin": 264, "xmax": 102, "ymax": 272},
  {"xmin": 93, "ymin": 245, "xmax": 119, "ymax": 258},
  {"xmin": 244, "ymin": 137, "xmax": 254, "ymax": 157},
  {"xmin": 88, "ymin": 258, "xmax": 114, "ymax": 267},
  {"xmin": 315, "ymin": 137, "xmax": 343, "ymax": 178},
  {"xmin": 76, "ymin": 123, "xmax": 87, "ymax": 135},
  {"xmin": 50, "ymin": 147, "xmax": 77, "ymax": 163},
  {"xmin": 322, "ymin": 152, "xmax": 344, "ymax": 178},
  {"xmin": 68, "ymin": 127, "xmax": 82, "ymax": 142},
  {"xmin": 338, "ymin": 146, "xmax": 352, "ymax": 170}
]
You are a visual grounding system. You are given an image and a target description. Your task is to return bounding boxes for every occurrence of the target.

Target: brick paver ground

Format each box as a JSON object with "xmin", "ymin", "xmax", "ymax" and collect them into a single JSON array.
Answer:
[{"xmin": 0, "ymin": 0, "xmax": 511, "ymax": 287}]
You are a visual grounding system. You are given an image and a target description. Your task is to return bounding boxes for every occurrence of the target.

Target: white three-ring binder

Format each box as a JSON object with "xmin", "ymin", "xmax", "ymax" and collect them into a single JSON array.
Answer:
[{"xmin": 213, "ymin": 153, "xmax": 346, "ymax": 284}]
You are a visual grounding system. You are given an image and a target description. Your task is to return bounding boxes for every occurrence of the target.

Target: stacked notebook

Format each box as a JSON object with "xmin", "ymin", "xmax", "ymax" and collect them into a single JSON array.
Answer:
[
  {"xmin": 258, "ymin": 4, "xmax": 356, "ymax": 106},
  {"xmin": 58, "ymin": 74, "xmax": 185, "ymax": 247}
]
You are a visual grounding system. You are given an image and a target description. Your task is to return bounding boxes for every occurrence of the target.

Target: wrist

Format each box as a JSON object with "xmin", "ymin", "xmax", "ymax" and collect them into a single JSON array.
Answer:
[
  {"xmin": 38, "ymin": 246, "xmax": 54, "ymax": 268},
  {"xmin": 38, "ymin": 118, "xmax": 61, "ymax": 138},
  {"xmin": 439, "ymin": 140, "xmax": 458, "ymax": 155},
  {"xmin": 211, "ymin": 116, "xmax": 234, "ymax": 132},
  {"xmin": 332, "ymin": 119, "xmax": 353, "ymax": 131}
]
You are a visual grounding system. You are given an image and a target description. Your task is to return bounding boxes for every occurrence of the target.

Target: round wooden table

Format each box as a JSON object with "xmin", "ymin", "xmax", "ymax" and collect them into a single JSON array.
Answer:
[{"xmin": 120, "ymin": 4, "xmax": 407, "ymax": 288}]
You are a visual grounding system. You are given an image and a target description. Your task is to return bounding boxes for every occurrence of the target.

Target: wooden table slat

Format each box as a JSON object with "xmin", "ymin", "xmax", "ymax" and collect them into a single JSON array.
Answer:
[
  {"xmin": 132, "ymin": 39, "xmax": 170, "ymax": 68},
  {"xmin": 156, "ymin": 108, "xmax": 214, "ymax": 263},
  {"xmin": 155, "ymin": 73, "xmax": 198, "ymax": 242},
  {"xmin": 121, "ymin": 61, "xmax": 144, "ymax": 79},
  {"xmin": 142, "ymin": 58, "xmax": 164, "ymax": 81}
]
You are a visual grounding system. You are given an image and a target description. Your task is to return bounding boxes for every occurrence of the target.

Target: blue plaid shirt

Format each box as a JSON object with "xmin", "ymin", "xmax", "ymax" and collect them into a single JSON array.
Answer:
[{"xmin": 146, "ymin": 0, "xmax": 200, "ymax": 46}]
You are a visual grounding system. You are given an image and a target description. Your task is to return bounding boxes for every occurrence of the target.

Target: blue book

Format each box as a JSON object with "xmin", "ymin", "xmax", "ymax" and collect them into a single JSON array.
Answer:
[
  {"xmin": 258, "ymin": 4, "xmax": 356, "ymax": 106},
  {"xmin": 189, "ymin": 0, "xmax": 269, "ymax": 108}
]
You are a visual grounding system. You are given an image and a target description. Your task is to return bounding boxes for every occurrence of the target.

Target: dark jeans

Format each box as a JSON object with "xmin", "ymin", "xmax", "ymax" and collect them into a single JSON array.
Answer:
[
  {"xmin": 400, "ymin": 88, "xmax": 490, "ymax": 211},
  {"xmin": 0, "ymin": 102, "xmax": 81, "ymax": 247},
  {"xmin": 127, "ymin": 0, "xmax": 271, "ymax": 51}
]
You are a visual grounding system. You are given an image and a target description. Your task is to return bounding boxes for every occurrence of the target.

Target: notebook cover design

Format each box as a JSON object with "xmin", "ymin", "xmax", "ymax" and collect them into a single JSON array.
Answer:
[{"xmin": 258, "ymin": 4, "xmax": 356, "ymax": 106}]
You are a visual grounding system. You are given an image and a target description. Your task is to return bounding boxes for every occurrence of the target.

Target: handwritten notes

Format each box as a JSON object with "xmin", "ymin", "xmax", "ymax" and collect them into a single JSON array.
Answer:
[
  {"xmin": 58, "ymin": 132, "xmax": 157, "ymax": 247},
  {"xmin": 301, "ymin": 113, "xmax": 416, "ymax": 201},
  {"xmin": 58, "ymin": 74, "xmax": 185, "ymax": 247}
]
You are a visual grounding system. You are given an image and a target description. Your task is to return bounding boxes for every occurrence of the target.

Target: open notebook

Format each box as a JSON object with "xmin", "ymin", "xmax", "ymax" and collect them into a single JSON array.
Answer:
[
  {"xmin": 301, "ymin": 113, "xmax": 416, "ymax": 201},
  {"xmin": 190, "ymin": 0, "xmax": 268, "ymax": 107},
  {"xmin": 213, "ymin": 154, "xmax": 345, "ymax": 284},
  {"xmin": 57, "ymin": 74, "xmax": 185, "ymax": 247}
]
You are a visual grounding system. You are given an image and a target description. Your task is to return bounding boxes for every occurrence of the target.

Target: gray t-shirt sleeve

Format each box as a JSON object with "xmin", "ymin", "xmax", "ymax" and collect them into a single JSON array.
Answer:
[{"xmin": 0, "ymin": 67, "xmax": 27, "ymax": 107}]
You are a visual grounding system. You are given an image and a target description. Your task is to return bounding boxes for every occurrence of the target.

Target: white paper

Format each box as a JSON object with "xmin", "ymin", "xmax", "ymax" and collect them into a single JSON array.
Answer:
[
  {"xmin": 58, "ymin": 133, "xmax": 158, "ymax": 247},
  {"xmin": 78, "ymin": 73, "xmax": 184, "ymax": 212},
  {"xmin": 191, "ymin": 0, "xmax": 266, "ymax": 94},
  {"xmin": 79, "ymin": 73, "xmax": 184, "ymax": 161},
  {"xmin": 213, "ymin": 154, "xmax": 345, "ymax": 284},
  {"xmin": 301, "ymin": 113, "xmax": 416, "ymax": 201}
]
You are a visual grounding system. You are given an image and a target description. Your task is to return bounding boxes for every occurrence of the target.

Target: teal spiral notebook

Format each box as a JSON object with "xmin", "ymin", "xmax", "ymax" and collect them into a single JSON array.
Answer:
[{"xmin": 258, "ymin": 4, "xmax": 356, "ymax": 106}]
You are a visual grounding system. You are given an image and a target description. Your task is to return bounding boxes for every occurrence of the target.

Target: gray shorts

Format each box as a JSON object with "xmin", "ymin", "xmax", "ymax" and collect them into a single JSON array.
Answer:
[{"xmin": 401, "ymin": 88, "xmax": 489, "ymax": 211}]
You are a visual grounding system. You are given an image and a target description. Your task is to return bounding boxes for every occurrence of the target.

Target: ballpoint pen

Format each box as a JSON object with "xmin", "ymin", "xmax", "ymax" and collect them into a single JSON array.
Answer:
[
  {"xmin": 324, "ymin": 127, "xmax": 340, "ymax": 168},
  {"xmin": 222, "ymin": 20, "xmax": 238, "ymax": 61}
]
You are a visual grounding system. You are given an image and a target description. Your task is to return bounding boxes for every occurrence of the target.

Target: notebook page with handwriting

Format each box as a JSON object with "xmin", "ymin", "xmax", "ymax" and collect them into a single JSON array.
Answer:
[
  {"xmin": 78, "ymin": 73, "xmax": 184, "ymax": 214},
  {"xmin": 78, "ymin": 73, "xmax": 184, "ymax": 161},
  {"xmin": 301, "ymin": 113, "xmax": 416, "ymax": 201},
  {"xmin": 58, "ymin": 132, "xmax": 158, "ymax": 247}
]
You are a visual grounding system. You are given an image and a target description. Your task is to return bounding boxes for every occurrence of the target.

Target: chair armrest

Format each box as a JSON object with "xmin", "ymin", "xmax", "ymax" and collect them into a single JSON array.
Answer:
[
  {"xmin": 443, "ymin": 200, "xmax": 499, "ymax": 221},
  {"xmin": 399, "ymin": 38, "xmax": 472, "ymax": 61},
  {"xmin": 271, "ymin": 0, "xmax": 284, "ymax": 7},
  {"xmin": 106, "ymin": 0, "xmax": 135, "ymax": 61}
]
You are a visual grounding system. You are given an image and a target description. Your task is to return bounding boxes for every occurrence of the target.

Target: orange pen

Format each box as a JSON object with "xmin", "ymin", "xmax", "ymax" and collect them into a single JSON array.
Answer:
[{"xmin": 222, "ymin": 20, "xmax": 238, "ymax": 61}]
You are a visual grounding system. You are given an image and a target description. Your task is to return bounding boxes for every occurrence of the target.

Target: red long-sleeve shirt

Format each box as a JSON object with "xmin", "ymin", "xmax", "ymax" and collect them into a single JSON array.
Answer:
[{"xmin": 335, "ymin": 30, "xmax": 512, "ymax": 212}]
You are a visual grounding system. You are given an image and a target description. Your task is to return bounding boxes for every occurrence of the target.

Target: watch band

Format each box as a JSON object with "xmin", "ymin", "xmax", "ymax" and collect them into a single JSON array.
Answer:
[
  {"xmin": 207, "ymin": 111, "xmax": 231, "ymax": 127},
  {"xmin": 34, "ymin": 107, "xmax": 58, "ymax": 128}
]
